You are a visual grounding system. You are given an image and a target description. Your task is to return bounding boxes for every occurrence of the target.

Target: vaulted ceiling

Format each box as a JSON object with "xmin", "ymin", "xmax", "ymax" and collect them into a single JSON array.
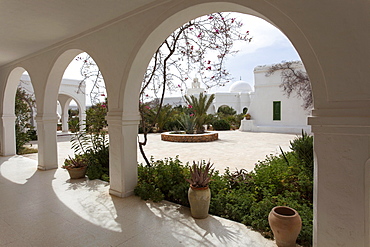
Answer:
[{"xmin": 0, "ymin": 0, "xmax": 157, "ymax": 66}]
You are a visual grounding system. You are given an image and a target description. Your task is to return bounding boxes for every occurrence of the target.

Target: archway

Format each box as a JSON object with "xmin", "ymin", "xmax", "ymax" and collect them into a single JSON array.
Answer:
[
  {"xmin": 119, "ymin": 1, "xmax": 324, "ymax": 244},
  {"xmin": 2, "ymin": 67, "xmax": 36, "ymax": 156}
]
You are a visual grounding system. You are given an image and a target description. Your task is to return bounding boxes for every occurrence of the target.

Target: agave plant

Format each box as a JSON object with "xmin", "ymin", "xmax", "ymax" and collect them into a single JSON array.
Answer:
[{"xmin": 186, "ymin": 161, "xmax": 214, "ymax": 188}]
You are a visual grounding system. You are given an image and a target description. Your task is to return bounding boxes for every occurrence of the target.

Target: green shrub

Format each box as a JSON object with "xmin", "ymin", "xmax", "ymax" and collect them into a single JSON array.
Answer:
[
  {"xmin": 27, "ymin": 129, "xmax": 37, "ymax": 141},
  {"xmin": 135, "ymin": 157, "xmax": 190, "ymax": 205},
  {"xmin": 290, "ymin": 131, "xmax": 314, "ymax": 177},
  {"xmin": 217, "ymin": 105, "xmax": 236, "ymax": 115},
  {"xmin": 135, "ymin": 131, "xmax": 313, "ymax": 246},
  {"xmin": 68, "ymin": 117, "xmax": 80, "ymax": 133},
  {"xmin": 212, "ymin": 119, "xmax": 230, "ymax": 130}
]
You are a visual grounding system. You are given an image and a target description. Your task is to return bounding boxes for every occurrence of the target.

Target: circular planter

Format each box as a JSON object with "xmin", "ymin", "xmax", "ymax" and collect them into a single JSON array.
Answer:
[
  {"xmin": 188, "ymin": 186, "xmax": 211, "ymax": 219},
  {"xmin": 268, "ymin": 206, "xmax": 302, "ymax": 247},
  {"xmin": 161, "ymin": 132, "xmax": 218, "ymax": 142},
  {"xmin": 66, "ymin": 166, "xmax": 87, "ymax": 179}
]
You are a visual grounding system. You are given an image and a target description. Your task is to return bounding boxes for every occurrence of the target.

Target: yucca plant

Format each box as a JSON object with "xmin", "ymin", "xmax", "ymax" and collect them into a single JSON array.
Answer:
[{"xmin": 186, "ymin": 161, "xmax": 214, "ymax": 188}]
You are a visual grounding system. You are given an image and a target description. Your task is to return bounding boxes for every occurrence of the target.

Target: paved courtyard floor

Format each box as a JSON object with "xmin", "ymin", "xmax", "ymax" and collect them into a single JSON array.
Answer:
[
  {"xmin": 137, "ymin": 130, "xmax": 297, "ymax": 173},
  {"xmin": 25, "ymin": 130, "xmax": 297, "ymax": 173},
  {"xmin": 0, "ymin": 155, "xmax": 277, "ymax": 246}
]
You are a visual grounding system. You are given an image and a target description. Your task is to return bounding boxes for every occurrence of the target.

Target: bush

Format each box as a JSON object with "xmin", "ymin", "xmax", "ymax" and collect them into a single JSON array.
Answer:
[
  {"xmin": 135, "ymin": 132, "xmax": 314, "ymax": 246},
  {"xmin": 212, "ymin": 119, "xmax": 230, "ymax": 130},
  {"xmin": 27, "ymin": 129, "xmax": 37, "ymax": 141},
  {"xmin": 135, "ymin": 157, "xmax": 190, "ymax": 205},
  {"xmin": 217, "ymin": 105, "xmax": 236, "ymax": 115}
]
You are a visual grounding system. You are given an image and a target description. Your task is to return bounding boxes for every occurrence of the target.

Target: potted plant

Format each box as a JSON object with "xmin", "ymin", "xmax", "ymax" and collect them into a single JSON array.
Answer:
[
  {"xmin": 62, "ymin": 155, "xmax": 88, "ymax": 179},
  {"xmin": 186, "ymin": 161, "xmax": 214, "ymax": 219},
  {"xmin": 245, "ymin": 113, "xmax": 251, "ymax": 120}
]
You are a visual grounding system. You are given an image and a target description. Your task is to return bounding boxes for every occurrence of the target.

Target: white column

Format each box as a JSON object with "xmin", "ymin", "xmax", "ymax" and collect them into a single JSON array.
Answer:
[
  {"xmin": 61, "ymin": 114, "xmax": 69, "ymax": 133},
  {"xmin": 35, "ymin": 114, "xmax": 58, "ymax": 170},
  {"xmin": 1, "ymin": 115, "xmax": 16, "ymax": 155},
  {"xmin": 79, "ymin": 112, "xmax": 86, "ymax": 131},
  {"xmin": 309, "ymin": 115, "xmax": 370, "ymax": 247},
  {"xmin": 106, "ymin": 111, "xmax": 140, "ymax": 197}
]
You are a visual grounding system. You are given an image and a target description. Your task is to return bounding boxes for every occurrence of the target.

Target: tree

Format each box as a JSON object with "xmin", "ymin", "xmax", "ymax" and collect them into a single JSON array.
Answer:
[
  {"xmin": 138, "ymin": 12, "xmax": 251, "ymax": 165},
  {"xmin": 266, "ymin": 61, "xmax": 312, "ymax": 110},
  {"xmin": 184, "ymin": 93, "xmax": 215, "ymax": 133},
  {"xmin": 15, "ymin": 87, "xmax": 34, "ymax": 154},
  {"xmin": 77, "ymin": 12, "xmax": 252, "ymax": 166}
]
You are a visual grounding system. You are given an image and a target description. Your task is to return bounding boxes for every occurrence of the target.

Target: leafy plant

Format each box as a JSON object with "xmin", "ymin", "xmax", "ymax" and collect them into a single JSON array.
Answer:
[
  {"xmin": 212, "ymin": 119, "xmax": 230, "ymax": 130},
  {"xmin": 135, "ymin": 131, "xmax": 314, "ymax": 246},
  {"xmin": 177, "ymin": 113, "xmax": 196, "ymax": 134},
  {"xmin": 62, "ymin": 155, "xmax": 88, "ymax": 169},
  {"xmin": 184, "ymin": 93, "xmax": 215, "ymax": 133},
  {"xmin": 217, "ymin": 105, "xmax": 236, "ymax": 115},
  {"xmin": 15, "ymin": 88, "xmax": 34, "ymax": 154},
  {"xmin": 186, "ymin": 161, "xmax": 214, "ymax": 188}
]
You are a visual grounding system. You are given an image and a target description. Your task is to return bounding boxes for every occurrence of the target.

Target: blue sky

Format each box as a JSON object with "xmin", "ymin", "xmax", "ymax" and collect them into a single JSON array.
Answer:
[{"xmin": 63, "ymin": 14, "xmax": 301, "ymax": 103}]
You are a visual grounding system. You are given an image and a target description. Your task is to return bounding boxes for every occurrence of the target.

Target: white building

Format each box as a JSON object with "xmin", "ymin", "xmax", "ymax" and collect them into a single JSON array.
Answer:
[
  {"xmin": 19, "ymin": 74, "xmax": 86, "ymax": 133},
  {"xmin": 240, "ymin": 62, "xmax": 311, "ymax": 134},
  {"xmin": 163, "ymin": 62, "xmax": 310, "ymax": 134}
]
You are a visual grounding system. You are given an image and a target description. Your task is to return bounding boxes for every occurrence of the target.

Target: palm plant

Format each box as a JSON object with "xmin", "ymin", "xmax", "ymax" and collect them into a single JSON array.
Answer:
[{"xmin": 184, "ymin": 92, "xmax": 215, "ymax": 133}]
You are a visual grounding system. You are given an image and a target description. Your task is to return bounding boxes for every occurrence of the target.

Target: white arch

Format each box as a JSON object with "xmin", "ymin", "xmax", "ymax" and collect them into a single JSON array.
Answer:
[{"xmin": 2, "ymin": 67, "xmax": 27, "ymax": 155}]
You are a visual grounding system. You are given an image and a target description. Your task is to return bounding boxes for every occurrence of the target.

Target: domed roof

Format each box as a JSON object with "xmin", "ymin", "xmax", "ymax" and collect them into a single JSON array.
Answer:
[{"xmin": 229, "ymin": 80, "xmax": 253, "ymax": 93}]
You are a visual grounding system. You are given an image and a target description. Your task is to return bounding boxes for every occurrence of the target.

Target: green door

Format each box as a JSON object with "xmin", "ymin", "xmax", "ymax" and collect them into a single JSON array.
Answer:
[{"xmin": 273, "ymin": 101, "xmax": 281, "ymax": 121}]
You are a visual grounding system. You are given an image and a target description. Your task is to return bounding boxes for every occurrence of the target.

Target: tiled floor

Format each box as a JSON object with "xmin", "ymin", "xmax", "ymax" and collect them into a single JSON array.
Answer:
[{"xmin": 0, "ymin": 155, "xmax": 277, "ymax": 246}]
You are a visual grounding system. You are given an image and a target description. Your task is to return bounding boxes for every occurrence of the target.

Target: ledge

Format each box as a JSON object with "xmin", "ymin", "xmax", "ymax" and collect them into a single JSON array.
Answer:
[{"xmin": 161, "ymin": 132, "xmax": 218, "ymax": 142}]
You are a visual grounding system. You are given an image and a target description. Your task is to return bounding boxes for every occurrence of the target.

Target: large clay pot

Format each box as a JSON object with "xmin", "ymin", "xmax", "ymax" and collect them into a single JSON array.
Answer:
[
  {"xmin": 268, "ymin": 206, "xmax": 302, "ymax": 247},
  {"xmin": 66, "ymin": 166, "xmax": 87, "ymax": 179},
  {"xmin": 188, "ymin": 186, "xmax": 211, "ymax": 219}
]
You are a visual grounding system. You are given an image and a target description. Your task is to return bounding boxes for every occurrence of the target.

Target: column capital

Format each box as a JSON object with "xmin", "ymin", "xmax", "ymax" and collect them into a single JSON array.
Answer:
[
  {"xmin": 309, "ymin": 115, "xmax": 370, "ymax": 135},
  {"xmin": 106, "ymin": 111, "xmax": 140, "ymax": 126},
  {"xmin": 35, "ymin": 114, "xmax": 58, "ymax": 123}
]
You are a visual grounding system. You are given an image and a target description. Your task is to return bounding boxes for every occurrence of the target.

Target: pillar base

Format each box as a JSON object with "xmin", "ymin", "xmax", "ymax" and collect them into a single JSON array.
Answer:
[{"xmin": 109, "ymin": 188, "xmax": 134, "ymax": 198}]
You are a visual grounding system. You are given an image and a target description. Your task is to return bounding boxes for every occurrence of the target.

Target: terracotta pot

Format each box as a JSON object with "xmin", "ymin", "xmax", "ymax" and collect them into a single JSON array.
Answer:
[
  {"xmin": 66, "ymin": 166, "xmax": 87, "ymax": 179},
  {"xmin": 268, "ymin": 206, "xmax": 302, "ymax": 247},
  {"xmin": 188, "ymin": 186, "xmax": 211, "ymax": 219}
]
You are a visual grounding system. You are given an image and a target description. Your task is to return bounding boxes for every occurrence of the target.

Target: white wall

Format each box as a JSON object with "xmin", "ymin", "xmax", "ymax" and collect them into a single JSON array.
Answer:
[{"xmin": 241, "ymin": 62, "xmax": 311, "ymax": 134}]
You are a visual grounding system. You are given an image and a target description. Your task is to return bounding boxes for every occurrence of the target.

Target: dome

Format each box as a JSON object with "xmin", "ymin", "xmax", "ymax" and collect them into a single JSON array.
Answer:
[{"xmin": 229, "ymin": 80, "xmax": 253, "ymax": 93}]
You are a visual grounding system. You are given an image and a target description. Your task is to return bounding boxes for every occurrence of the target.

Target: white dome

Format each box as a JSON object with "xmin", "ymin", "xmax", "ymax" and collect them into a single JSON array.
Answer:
[{"xmin": 229, "ymin": 80, "xmax": 252, "ymax": 93}]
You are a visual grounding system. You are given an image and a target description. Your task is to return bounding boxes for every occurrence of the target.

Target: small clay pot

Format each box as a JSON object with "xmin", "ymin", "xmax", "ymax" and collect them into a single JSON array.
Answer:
[
  {"xmin": 268, "ymin": 206, "xmax": 302, "ymax": 247},
  {"xmin": 188, "ymin": 186, "xmax": 211, "ymax": 219},
  {"xmin": 66, "ymin": 166, "xmax": 87, "ymax": 179}
]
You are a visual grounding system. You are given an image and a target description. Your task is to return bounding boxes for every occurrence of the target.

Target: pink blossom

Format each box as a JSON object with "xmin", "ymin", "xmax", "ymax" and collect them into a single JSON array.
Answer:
[
  {"xmin": 145, "ymin": 94, "xmax": 149, "ymax": 97},
  {"xmin": 197, "ymin": 33, "xmax": 202, "ymax": 38},
  {"xmin": 215, "ymin": 29, "xmax": 219, "ymax": 34},
  {"xmin": 178, "ymin": 84, "xmax": 181, "ymax": 87},
  {"xmin": 101, "ymin": 93, "xmax": 105, "ymax": 96},
  {"xmin": 145, "ymin": 106, "xmax": 150, "ymax": 109},
  {"xmin": 188, "ymin": 104, "xmax": 193, "ymax": 109},
  {"xmin": 208, "ymin": 16, "xmax": 213, "ymax": 19},
  {"xmin": 207, "ymin": 60, "xmax": 211, "ymax": 64},
  {"xmin": 190, "ymin": 113, "xmax": 194, "ymax": 116},
  {"xmin": 101, "ymin": 104, "xmax": 106, "ymax": 108}
]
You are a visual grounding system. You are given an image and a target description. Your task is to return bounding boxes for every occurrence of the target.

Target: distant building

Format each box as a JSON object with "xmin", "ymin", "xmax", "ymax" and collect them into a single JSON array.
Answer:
[
  {"xmin": 240, "ymin": 62, "xmax": 311, "ymax": 134},
  {"xmin": 163, "ymin": 62, "xmax": 311, "ymax": 134}
]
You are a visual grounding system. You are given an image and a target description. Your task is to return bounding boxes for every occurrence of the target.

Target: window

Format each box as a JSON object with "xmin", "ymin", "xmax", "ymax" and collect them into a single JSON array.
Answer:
[{"xmin": 273, "ymin": 101, "xmax": 281, "ymax": 121}]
